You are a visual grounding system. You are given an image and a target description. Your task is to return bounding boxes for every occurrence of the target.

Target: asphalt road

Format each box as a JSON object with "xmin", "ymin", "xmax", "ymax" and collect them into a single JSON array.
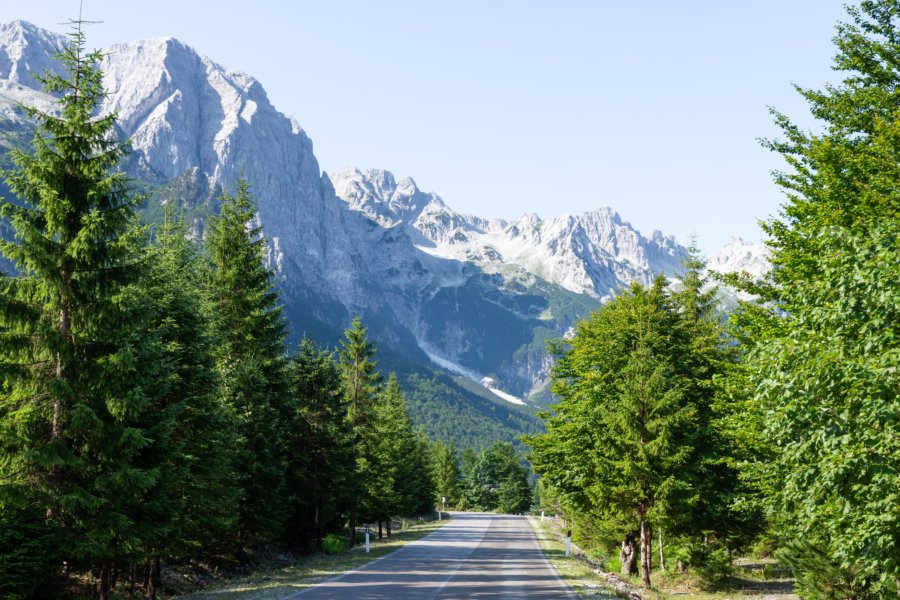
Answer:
[{"xmin": 287, "ymin": 512, "xmax": 577, "ymax": 599}]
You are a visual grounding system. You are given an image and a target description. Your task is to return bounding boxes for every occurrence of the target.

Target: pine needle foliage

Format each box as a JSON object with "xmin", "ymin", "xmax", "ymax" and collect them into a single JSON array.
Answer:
[{"xmin": 0, "ymin": 21, "xmax": 170, "ymax": 597}]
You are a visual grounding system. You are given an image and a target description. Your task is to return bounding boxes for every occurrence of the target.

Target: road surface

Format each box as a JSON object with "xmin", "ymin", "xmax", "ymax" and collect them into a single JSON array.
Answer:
[{"xmin": 288, "ymin": 512, "xmax": 576, "ymax": 599}]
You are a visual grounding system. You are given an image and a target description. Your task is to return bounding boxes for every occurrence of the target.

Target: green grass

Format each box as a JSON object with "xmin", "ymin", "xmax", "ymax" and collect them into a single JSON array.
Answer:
[
  {"xmin": 528, "ymin": 516, "xmax": 619, "ymax": 599},
  {"xmin": 175, "ymin": 518, "xmax": 449, "ymax": 600}
]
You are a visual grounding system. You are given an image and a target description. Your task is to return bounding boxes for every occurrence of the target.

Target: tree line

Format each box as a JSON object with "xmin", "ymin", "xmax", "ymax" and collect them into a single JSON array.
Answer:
[
  {"xmin": 0, "ymin": 24, "xmax": 446, "ymax": 600},
  {"xmin": 526, "ymin": 2, "xmax": 900, "ymax": 597}
]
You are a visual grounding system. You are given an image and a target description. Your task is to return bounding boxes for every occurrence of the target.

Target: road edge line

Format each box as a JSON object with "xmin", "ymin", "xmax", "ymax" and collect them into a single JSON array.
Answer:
[
  {"xmin": 282, "ymin": 517, "xmax": 455, "ymax": 599},
  {"xmin": 526, "ymin": 515, "xmax": 582, "ymax": 600}
]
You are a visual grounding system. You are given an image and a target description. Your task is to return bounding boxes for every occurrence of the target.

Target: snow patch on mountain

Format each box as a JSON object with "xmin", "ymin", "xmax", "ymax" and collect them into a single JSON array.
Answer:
[{"xmin": 480, "ymin": 377, "xmax": 527, "ymax": 406}]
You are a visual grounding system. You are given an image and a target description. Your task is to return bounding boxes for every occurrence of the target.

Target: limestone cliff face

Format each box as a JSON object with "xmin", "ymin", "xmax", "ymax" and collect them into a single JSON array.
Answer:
[{"xmin": 0, "ymin": 21, "xmax": 769, "ymax": 402}]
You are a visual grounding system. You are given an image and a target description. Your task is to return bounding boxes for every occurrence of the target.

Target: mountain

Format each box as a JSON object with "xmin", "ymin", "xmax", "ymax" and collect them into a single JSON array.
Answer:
[
  {"xmin": 0, "ymin": 21, "xmax": 769, "ymax": 446},
  {"xmin": 707, "ymin": 236, "xmax": 770, "ymax": 281},
  {"xmin": 330, "ymin": 167, "xmax": 686, "ymax": 301}
]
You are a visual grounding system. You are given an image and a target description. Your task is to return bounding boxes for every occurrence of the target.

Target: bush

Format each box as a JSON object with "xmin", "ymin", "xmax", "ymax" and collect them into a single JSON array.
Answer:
[
  {"xmin": 776, "ymin": 541, "xmax": 884, "ymax": 599},
  {"xmin": 321, "ymin": 533, "xmax": 346, "ymax": 555},
  {"xmin": 687, "ymin": 543, "xmax": 733, "ymax": 591},
  {"xmin": 605, "ymin": 556, "xmax": 622, "ymax": 575}
]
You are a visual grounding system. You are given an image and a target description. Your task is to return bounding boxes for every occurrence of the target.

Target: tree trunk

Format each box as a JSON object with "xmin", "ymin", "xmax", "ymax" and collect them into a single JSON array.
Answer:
[
  {"xmin": 145, "ymin": 557, "xmax": 160, "ymax": 600},
  {"xmin": 128, "ymin": 562, "xmax": 136, "ymax": 598},
  {"xmin": 143, "ymin": 560, "xmax": 151, "ymax": 596},
  {"xmin": 348, "ymin": 506, "xmax": 357, "ymax": 548},
  {"xmin": 378, "ymin": 520, "xmax": 383, "ymax": 539},
  {"xmin": 640, "ymin": 516, "xmax": 651, "ymax": 587},
  {"xmin": 99, "ymin": 562, "xmax": 111, "ymax": 600},
  {"xmin": 658, "ymin": 527, "xmax": 665, "ymax": 572},
  {"xmin": 386, "ymin": 520, "xmax": 392, "ymax": 537},
  {"xmin": 619, "ymin": 533, "xmax": 638, "ymax": 577}
]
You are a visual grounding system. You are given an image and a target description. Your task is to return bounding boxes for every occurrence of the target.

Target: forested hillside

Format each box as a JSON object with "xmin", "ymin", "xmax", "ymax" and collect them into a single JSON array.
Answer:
[{"xmin": 0, "ymin": 27, "xmax": 441, "ymax": 599}]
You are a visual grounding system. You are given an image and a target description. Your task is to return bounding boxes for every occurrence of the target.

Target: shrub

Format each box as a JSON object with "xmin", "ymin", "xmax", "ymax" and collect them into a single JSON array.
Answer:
[
  {"xmin": 321, "ymin": 533, "xmax": 346, "ymax": 555},
  {"xmin": 687, "ymin": 543, "xmax": 733, "ymax": 591}
]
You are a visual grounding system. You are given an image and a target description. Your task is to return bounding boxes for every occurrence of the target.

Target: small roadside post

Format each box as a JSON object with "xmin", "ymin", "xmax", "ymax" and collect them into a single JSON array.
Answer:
[
  {"xmin": 442, "ymin": 496, "xmax": 446, "ymax": 518},
  {"xmin": 541, "ymin": 509, "xmax": 544, "ymax": 522},
  {"xmin": 365, "ymin": 525, "xmax": 370, "ymax": 553},
  {"xmin": 565, "ymin": 530, "xmax": 572, "ymax": 558}
]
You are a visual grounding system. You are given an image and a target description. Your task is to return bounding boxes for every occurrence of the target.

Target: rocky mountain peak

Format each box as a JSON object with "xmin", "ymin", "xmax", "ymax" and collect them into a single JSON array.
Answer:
[
  {"xmin": 0, "ymin": 20, "xmax": 67, "ymax": 88},
  {"xmin": 0, "ymin": 20, "xmax": 772, "ymax": 410},
  {"xmin": 707, "ymin": 236, "xmax": 770, "ymax": 280}
]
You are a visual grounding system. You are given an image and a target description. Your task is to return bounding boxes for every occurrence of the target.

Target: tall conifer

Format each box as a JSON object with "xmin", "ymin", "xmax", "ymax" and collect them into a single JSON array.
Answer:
[
  {"xmin": 0, "ymin": 22, "xmax": 168, "ymax": 598},
  {"xmin": 283, "ymin": 338, "xmax": 353, "ymax": 548},
  {"xmin": 206, "ymin": 179, "xmax": 289, "ymax": 546}
]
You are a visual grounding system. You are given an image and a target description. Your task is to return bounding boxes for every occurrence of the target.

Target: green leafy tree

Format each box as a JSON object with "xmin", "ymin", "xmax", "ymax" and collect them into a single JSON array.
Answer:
[
  {"xmin": 0, "ymin": 23, "xmax": 171, "ymax": 598},
  {"xmin": 462, "ymin": 441, "xmax": 530, "ymax": 513},
  {"xmin": 726, "ymin": 2, "xmax": 900, "ymax": 595},
  {"xmin": 206, "ymin": 179, "xmax": 290, "ymax": 546},
  {"xmin": 528, "ymin": 278, "xmax": 696, "ymax": 587}
]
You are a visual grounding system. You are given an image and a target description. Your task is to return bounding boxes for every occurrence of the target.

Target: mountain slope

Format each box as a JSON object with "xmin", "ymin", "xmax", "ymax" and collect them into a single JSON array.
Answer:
[{"xmin": 0, "ymin": 20, "xmax": 769, "ymax": 445}]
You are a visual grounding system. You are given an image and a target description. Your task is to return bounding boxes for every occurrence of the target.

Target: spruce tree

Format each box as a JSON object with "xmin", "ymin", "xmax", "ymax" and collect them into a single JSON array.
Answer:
[
  {"xmin": 283, "ymin": 338, "xmax": 353, "ymax": 549},
  {"xmin": 0, "ymin": 23, "xmax": 169, "ymax": 598},
  {"xmin": 143, "ymin": 211, "xmax": 238, "ymax": 563},
  {"xmin": 338, "ymin": 317, "xmax": 381, "ymax": 545},
  {"xmin": 206, "ymin": 179, "xmax": 289, "ymax": 546},
  {"xmin": 671, "ymin": 242, "xmax": 760, "ymax": 550},
  {"xmin": 431, "ymin": 440, "xmax": 462, "ymax": 510}
]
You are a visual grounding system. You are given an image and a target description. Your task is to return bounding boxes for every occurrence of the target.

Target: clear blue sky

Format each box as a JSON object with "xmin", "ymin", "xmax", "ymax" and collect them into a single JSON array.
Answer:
[{"xmin": 7, "ymin": 1, "xmax": 849, "ymax": 254}]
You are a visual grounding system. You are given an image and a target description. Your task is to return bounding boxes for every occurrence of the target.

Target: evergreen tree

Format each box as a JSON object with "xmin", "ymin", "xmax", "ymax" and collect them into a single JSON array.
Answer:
[
  {"xmin": 729, "ymin": 2, "xmax": 900, "ymax": 593},
  {"xmin": 528, "ymin": 278, "xmax": 697, "ymax": 588},
  {"xmin": 358, "ymin": 374, "xmax": 405, "ymax": 533},
  {"xmin": 206, "ymin": 179, "xmax": 289, "ymax": 547},
  {"xmin": 143, "ymin": 211, "xmax": 238, "ymax": 564},
  {"xmin": 0, "ymin": 23, "xmax": 170, "ymax": 598},
  {"xmin": 339, "ymin": 317, "xmax": 381, "ymax": 545},
  {"xmin": 671, "ymin": 241, "xmax": 761, "ymax": 550},
  {"xmin": 283, "ymin": 338, "xmax": 354, "ymax": 549},
  {"xmin": 376, "ymin": 375, "xmax": 434, "ymax": 519},
  {"xmin": 431, "ymin": 440, "xmax": 462, "ymax": 510},
  {"xmin": 412, "ymin": 428, "xmax": 437, "ymax": 515}
]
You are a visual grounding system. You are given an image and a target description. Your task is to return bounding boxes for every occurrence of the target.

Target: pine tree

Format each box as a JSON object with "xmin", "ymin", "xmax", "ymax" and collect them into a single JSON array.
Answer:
[
  {"xmin": 431, "ymin": 440, "xmax": 462, "ymax": 510},
  {"xmin": 206, "ymin": 179, "xmax": 289, "ymax": 547},
  {"xmin": 671, "ymin": 242, "xmax": 760, "ymax": 550},
  {"xmin": 338, "ymin": 317, "xmax": 381, "ymax": 545},
  {"xmin": 374, "ymin": 375, "xmax": 434, "ymax": 521},
  {"xmin": 358, "ymin": 375, "xmax": 403, "ymax": 533},
  {"xmin": 283, "ymin": 338, "xmax": 353, "ymax": 549},
  {"xmin": 143, "ymin": 211, "xmax": 238, "ymax": 564},
  {"xmin": 0, "ymin": 22, "xmax": 170, "ymax": 598}
]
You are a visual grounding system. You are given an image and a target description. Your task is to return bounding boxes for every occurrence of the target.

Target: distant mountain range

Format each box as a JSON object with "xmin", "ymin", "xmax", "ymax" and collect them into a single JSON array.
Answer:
[{"xmin": 0, "ymin": 20, "xmax": 769, "ymax": 446}]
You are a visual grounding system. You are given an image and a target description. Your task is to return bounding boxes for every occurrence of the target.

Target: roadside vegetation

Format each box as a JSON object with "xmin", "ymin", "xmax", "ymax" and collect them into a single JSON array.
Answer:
[
  {"xmin": 175, "ymin": 517, "xmax": 446, "ymax": 600},
  {"xmin": 2, "ymin": 2, "xmax": 899, "ymax": 599},
  {"xmin": 526, "ymin": 2, "xmax": 900, "ymax": 597}
]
